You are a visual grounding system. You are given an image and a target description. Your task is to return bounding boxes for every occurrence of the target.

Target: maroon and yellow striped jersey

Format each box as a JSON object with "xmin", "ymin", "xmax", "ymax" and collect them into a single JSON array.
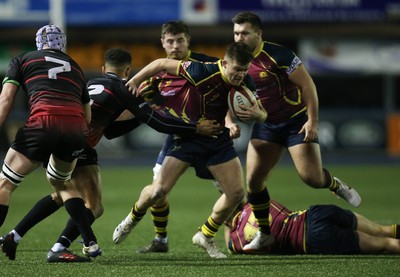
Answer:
[
  {"xmin": 229, "ymin": 200, "xmax": 306, "ymax": 254},
  {"xmin": 249, "ymin": 41, "xmax": 307, "ymax": 124}
]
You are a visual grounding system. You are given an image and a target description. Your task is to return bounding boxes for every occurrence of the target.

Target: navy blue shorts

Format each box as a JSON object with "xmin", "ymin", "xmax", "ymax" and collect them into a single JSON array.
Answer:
[
  {"xmin": 306, "ymin": 205, "xmax": 360, "ymax": 254},
  {"xmin": 166, "ymin": 128, "xmax": 238, "ymax": 175},
  {"xmin": 157, "ymin": 135, "xmax": 214, "ymax": 179},
  {"xmin": 251, "ymin": 113, "xmax": 317, "ymax": 147},
  {"xmin": 156, "ymin": 135, "xmax": 174, "ymax": 165}
]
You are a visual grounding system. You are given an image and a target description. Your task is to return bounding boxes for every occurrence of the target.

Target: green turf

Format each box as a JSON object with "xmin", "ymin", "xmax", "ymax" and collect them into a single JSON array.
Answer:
[{"xmin": 1, "ymin": 164, "xmax": 400, "ymax": 276}]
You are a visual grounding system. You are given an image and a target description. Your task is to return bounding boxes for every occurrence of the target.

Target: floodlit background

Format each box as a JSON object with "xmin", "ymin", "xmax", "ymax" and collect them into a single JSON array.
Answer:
[{"xmin": 0, "ymin": 0, "xmax": 399, "ymax": 165}]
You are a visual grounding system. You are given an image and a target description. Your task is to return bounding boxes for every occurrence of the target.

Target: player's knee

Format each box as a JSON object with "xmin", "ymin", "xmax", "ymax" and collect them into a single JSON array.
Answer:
[
  {"xmin": 152, "ymin": 163, "xmax": 162, "ymax": 181},
  {"xmin": 82, "ymin": 196, "xmax": 104, "ymax": 218},
  {"xmin": 92, "ymin": 205, "xmax": 104, "ymax": 219},
  {"xmin": 228, "ymin": 188, "xmax": 245, "ymax": 206},
  {"xmin": 50, "ymin": 192, "xmax": 64, "ymax": 206},
  {"xmin": 301, "ymin": 174, "xmax": 324, "ymax": 188},
  {"xmin": 246, "ymin": 177, "xmax": 265, "ymax": 192},
  {"xmin": 150, "ymin": 186, "xmax": 167, "ymax": 203}
]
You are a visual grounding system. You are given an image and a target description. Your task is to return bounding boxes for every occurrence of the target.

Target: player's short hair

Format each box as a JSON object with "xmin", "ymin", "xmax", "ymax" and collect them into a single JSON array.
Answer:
[
  {"xmin": 104, "ymin": 48, "xmax": 132, "ymax": 68},
  {"xmin": 232, "ymin": 11, "xmax": 262, "ymax": 32},
  {"xmin": 225, "ymin": 42, "xmax": 253, "ymax": 66},
  {"xmin": 161, "ymin": 20, "xmax": 190, "ymax": 38},
  {"xmin": 35, "ymin": 24, "xmax": 66, "ymax": 52}
]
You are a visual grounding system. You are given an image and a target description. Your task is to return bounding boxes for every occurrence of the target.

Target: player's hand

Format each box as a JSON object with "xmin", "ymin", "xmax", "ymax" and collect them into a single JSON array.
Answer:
[
  {"xmin": 125, "ymin": 79, "xmax": 140, "ymax": 97},
  {"xmin": 196, "ymin": 120, "xmax": 223, "ymax": 137},
  {"xmin": 236, "ymin": 100, "xmax": 267, "ymax": 123},
  {"xmin": 226, "ymin": 123, "xmax": 241, "ymax": 139},
  {"xmin": 298, "ymin": 119, "xmax": 318, "ymax": 142}
]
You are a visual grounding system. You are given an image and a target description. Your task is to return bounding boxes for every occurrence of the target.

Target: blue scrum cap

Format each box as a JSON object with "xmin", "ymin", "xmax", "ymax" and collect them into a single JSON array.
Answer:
[{"xmin": 35, "ymin": 24, "xmax": 66, "ymax": 52}]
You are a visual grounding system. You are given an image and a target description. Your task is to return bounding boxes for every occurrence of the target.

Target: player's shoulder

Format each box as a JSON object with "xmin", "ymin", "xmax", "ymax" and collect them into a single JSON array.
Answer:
[
  {"xmin": 189, "ymin": 51, "xmax": 219, "ymax": 62},
  {"xmin": 263, "ymin": 41, "xmax": 294, "ymax": 55},
  {"xmin": 261, "ymin": 41, "xmax": 297, "ymax": 66},
  {"xmin": 88, "ymin": 73, "xmax": 123, "ymax": 87}
]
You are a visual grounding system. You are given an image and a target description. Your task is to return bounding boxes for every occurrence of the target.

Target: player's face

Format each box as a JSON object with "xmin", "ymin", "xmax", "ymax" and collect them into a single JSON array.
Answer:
[
  {"xmin": 161, "ymin": 33, "xmax": 190, "ymax": 60},
  {"xmin": 223, "ymin": 58, "xmax": 250, "ymax": 86},
  {"xmin": 233, "ymin": 23, "xmax": 261, "ymax": 52}
]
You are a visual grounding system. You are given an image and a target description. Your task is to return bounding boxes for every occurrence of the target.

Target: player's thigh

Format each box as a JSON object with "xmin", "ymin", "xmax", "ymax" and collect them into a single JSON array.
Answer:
[
  {"xmin": 246, "ymin": 139, "xmax": 284, "ymax": 186},
  {"xmin": 208, "ymin": 157, "xmax": 244, "ymax": 197},
  {"xmin": 289, "ymin": 142, "xmax": 324, "ymax": 182},
  {"xmin": 154, "ymin": 156, "xmax": 189, "ymax": 194},
  {"xmin": 3, "ymin": 148, "xmax": 41, "ymax": 175}
]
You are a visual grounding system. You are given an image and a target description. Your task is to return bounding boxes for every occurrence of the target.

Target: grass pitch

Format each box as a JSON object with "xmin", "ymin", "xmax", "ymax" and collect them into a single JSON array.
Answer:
[{"xmin": 1, "ymin": 163, "xmax": 400, "ymax": 276}]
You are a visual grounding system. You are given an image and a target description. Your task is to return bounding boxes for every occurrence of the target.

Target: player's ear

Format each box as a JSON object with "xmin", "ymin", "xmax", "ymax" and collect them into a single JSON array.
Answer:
[
  {"xmin": 257, "ymin": 29, "xmax": 262, "ymax": 38},
  {"xmin": 101, "ymin": 65, "xmax": 105, "ymax": 74},
  {"xmin": 125, "ymin": 66, "xmax": 131, "ymax": 78}
]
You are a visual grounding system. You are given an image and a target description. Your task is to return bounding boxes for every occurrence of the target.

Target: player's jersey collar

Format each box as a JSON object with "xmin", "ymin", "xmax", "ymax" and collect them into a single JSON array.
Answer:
[
  {"xmin": 166, "ymin": 50, "xmax": 191, "ymax": 61},
  {"xmin": 253, "ymin": 41, "xmax": 264, "ymax": 58},
  {"xmin": 184, "ymin": 50, "xmax": 192, "ymax": 61}
]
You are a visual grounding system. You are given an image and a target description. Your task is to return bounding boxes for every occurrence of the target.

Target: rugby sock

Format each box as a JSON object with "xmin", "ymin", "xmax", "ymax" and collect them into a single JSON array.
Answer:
[
  {"xmin": 323, "ymin": 168, "xmax": 339, "ymax": 191},
  {"xmin": 64, "ymin": 198, "xmax": 97, "ymax": 245},
  {"xmin": 247, "ymin": 187, "xmax": 271, "ymax": 235},
  {"xmin": 14, "ymin": 195, "xmax": 61, "ymax": 237},
  {"xmin": 201, "ymin": 216, "xmax": 221, "ymax": 238},
  {"xmin": 150, "ymin": 203, "xmax": 169, "ymax": 239},
  {"xmin": 131, "ymin": 202, "xmax": 146, "ymax": 222},
  {"xmin": 392, "ymin": 224, "xmax": 400, "ymax": 239},
  {"xmin": 0, "ymin": 204, "xmax": 9, "ymax": 227},
  {"xmin": 57, "ymin": 208, "xmax": 96, "ymax": 248}
]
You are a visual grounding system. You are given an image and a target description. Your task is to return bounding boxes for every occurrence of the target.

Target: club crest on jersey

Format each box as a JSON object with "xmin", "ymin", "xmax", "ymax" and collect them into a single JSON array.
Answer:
[
  {"xmin": 259, "ymin": 71, "xmax": 268, "ymax": 79},
  {"xmin": 181, "ymin": 61, "xmax": 192, "ymax": 69}
]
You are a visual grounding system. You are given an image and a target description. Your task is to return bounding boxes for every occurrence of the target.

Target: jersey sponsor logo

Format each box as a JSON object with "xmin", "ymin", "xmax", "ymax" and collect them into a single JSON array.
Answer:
[
  {"xmin": 287, "ymin": 56, "xmax": 302, "ymax": 75},
  {"xmin": 160, "ymin": 90, "xmax": 178, "ymax": 96},
  {"xmin": 138, "ymin": 102, "xmax": 147, "ymax": 108},
  {"xmin": 170, "ymin": 145, "xmax": 182, "ymax": 152},
  {"xmin": 72, "ymin": 148, "xmax": 85, "ymax": 157}
]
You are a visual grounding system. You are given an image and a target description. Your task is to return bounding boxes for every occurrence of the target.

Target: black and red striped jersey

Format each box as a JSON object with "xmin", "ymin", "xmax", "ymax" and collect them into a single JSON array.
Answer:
[
  {"xmin": 4, "ymin": 49, "xmax": 89, "ymax": 119},
  {"xmin": 86, "ymin": 72, "xmax": 197, "ymax": 147}
]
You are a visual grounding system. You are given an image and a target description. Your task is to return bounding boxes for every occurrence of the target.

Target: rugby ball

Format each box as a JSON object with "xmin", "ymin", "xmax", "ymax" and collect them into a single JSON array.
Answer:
[{"xmin": 228, "ymin": 86, "xmax": 257, "ymax": 123}]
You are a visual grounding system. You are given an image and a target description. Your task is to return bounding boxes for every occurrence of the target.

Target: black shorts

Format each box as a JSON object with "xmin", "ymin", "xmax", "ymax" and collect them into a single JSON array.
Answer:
[
  {"xmin": 306, "ymin": 205, "xmax": 360, "ymax": 254},
  {"xmin": 166, "ymin": 128, "xmax": 238, "ymax": 171},
  {"xmin": 11, "ymin": 115, "xmax": 87, "ymax": 163},
  {"xmin": 76, "ymin": 146, "xmax": 98, "ymax": 167}
]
